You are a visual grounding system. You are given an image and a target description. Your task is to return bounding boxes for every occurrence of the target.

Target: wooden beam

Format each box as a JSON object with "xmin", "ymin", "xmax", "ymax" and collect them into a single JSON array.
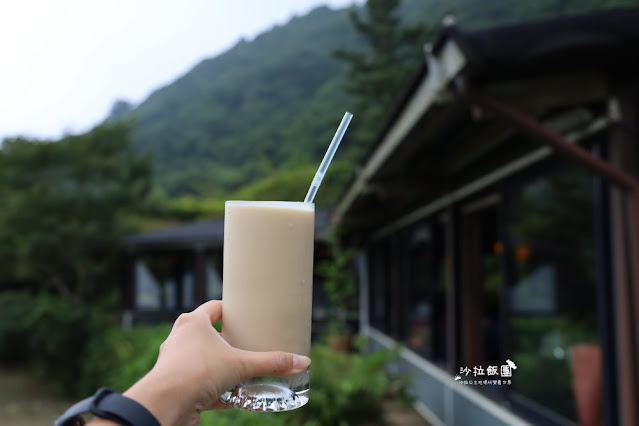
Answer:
[
  {"xmin": 465, "ymin": 85, "xmax": 639, "ymax": 426},
  {"xmin": 483, "ymin": 72, "xmax": 607, "ymax": 111},
  {"xmin": 194, "ymin": 247, "xmax": 206, "ymax": 305},
  {"xmin": 608, "ymin": 84, "xmax": 639, "ymax": 426},
  {"xmin": 465, "ymin": 91, "xmax": 638, "ymax": 191}
]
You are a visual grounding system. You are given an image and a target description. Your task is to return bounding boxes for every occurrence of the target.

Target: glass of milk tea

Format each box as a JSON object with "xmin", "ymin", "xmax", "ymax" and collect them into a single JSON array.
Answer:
[{"xmin": 220, "ymin": 200, "xmax": 314, "ymax": 411}]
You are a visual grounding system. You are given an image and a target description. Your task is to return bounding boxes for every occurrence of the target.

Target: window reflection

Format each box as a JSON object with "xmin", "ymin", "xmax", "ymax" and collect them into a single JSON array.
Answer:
[
  {"xmin": 369, "ymin": 241, "xmax": 391, "ymax": 334},
  {"xmin": 367, "ymin": 218, "xmax": 447, "ymax": 364},
  {"xmin": 405, "ymin": 223, "xmax": 434, "ymax": 359},
  {"xmin": 134, "ymin": 260, "xmax": 161, "ymax": 310},
  {"xmin": 403, "ymin": 220, "xmax": 448, "ymax": 363},
  {"xmin": 507, "ymin": 163, "xmax": 600, "ymax": 421},
  {"xmin": 206, "ymin": 262, "xmax": 223, "ymax": 300}
]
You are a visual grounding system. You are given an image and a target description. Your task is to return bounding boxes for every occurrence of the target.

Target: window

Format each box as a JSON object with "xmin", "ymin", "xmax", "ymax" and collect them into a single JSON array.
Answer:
[
  {"xmin": 134, "ymin": 260, "xmax": 161, "ymax": 310},
  {"xmin": 460, "ymin": 200, "xmax": 502, "ymax": 369},
  {"xmin": 403, "ymin": 219, "xmax": 448, "ymax": 363},
  {"xmin": 505, "ymin": 163, "xmax": 601, "ymax": 422},
  {"xmin": 206, "ymin": 255, "xmax": 223, "ymax": 300},
  {"xmin": 368, "ymin": 240, "xmax": 391, "ymax": 333}
]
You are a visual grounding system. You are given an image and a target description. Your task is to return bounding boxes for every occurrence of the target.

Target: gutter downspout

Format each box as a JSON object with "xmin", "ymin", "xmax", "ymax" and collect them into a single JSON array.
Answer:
[{"xmin": 461, "ymin": 86, "xmax": 639, "ymax": 426}]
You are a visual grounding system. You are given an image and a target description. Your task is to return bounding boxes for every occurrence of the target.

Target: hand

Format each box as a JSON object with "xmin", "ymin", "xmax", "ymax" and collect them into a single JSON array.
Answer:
[{"xmin": 89, "ymin": 300, "xmax": 311, "ymax": 426}]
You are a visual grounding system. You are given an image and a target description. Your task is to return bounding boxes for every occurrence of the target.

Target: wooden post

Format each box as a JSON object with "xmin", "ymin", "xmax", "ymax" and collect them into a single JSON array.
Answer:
[
  {"xmin": 195, "ymin": 246, "xmax": 207, "ymax": 304},
  {"xmin": 125, "ymin": 251, "xmax": 137, "ymax": 310}
]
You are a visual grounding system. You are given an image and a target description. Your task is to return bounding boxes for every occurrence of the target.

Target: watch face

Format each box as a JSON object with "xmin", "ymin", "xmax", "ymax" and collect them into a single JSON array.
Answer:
[
  {"xmin": 69, "ymin": 417, "xmax": 86, "ymax": 426},
  {"xmin": 55, "ymin": 414, "xmax": 86, "ymax": 426}
]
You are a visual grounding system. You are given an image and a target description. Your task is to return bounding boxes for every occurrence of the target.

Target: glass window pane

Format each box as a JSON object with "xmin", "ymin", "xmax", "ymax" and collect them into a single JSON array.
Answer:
[
  {"xmin": 404, "ymin": 222, "xmax": 435, "ymax": 359},
  {"xmin": 134, "ymin": 260, "xmax": 161, "ymax": 310},
  {"xmin": 182, "ymin": 272, "xmax": 195, "ymax": 310},
  {"xmin": 206, "ymin": 263, "xmax": 223, "ymax": 300},
  {"xmin": 507, "ymin": 163, "xmax": 600, "ymax": 422},
  {"xmin": 368, "ymin": 240, "xmax": 391, "ymax": 333}
]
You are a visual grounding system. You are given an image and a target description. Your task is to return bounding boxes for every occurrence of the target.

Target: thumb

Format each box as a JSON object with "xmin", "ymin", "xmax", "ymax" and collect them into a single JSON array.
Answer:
[{"xmin": 238, "ymin": 350, "xmax": 311, "ymax": 380}]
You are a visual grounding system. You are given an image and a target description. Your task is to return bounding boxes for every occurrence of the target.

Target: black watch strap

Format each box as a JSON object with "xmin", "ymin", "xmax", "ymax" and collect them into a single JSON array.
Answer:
[{"xmin": 54, "ymin": 387, "xmax": 161, "ymax": 426}]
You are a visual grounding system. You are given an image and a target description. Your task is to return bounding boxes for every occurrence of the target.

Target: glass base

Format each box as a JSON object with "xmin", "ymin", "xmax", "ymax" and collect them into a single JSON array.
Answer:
[{"xmin": 220, "ymin": 370, "xmax": 309, "ymax": 412}]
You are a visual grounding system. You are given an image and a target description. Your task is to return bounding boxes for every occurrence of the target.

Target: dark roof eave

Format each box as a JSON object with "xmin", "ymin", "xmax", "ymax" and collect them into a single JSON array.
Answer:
[{"xmin": 336, "ymin": 7, "xmax": 639, "ymax": 227}]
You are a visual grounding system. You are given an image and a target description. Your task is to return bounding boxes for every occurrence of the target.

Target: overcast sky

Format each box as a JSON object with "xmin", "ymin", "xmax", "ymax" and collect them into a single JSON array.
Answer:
[{"xmin": 0, "ymin": 0, "xmax": 360, "ymax": 141}]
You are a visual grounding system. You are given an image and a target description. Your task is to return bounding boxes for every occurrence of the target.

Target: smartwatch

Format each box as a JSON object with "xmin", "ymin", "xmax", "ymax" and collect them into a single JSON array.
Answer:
[{"xmin": 54, "ymin": 387, "xmax": 161, "ymax": 426}]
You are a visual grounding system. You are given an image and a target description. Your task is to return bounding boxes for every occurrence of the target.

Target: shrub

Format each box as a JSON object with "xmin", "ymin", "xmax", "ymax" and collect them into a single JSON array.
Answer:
[
  {"xmin": 81, "ymin": 330, "xmax": 406, "ymax": 425},
  {"xmin": 2, "ymin": 294, "xmax": 407, "ymax": 426},
  {"xmin": 24, "ymin": 292, "xmax": 107, "ymax": 396},
  {"xmin": 0, "ymin": 291, "xmax": 165, "ymax": 398},
  {"xmin": 0, "ymin": 291, "xmax": 32, "ymax": 364},
  {"xmin": 200, "ymin": 410, "xmax": 289, "ymax": 426},
  {"xmin": 0, "ymin": 291, "xmax": 111, "ymax": 395},
  {"xmin": 202, "ymin": 343, "xmax": 405, "ymax": 426},
  {"xmin": 78, "ymin": 324, "xmax": 170, "ymax": 396},
  {"xmin": 286, "ymin": 344, "xmax": 403, "ymax": 425}
]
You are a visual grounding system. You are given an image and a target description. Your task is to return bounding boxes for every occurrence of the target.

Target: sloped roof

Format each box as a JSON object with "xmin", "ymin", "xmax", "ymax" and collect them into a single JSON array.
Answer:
[
  {"xmin": 435, "ymin": 7, "xmax": 639, "ymax": 82},
  {"xmin": 124, "ymin": 209, "xmax": 333, "ymax": 250},
  {"xmin": 124, "ymin": 220, "xmax": 225, "ymax": 250},
  {"xmin": 336, "ymin": 7, "xmax": 639, "ymax": 234}
]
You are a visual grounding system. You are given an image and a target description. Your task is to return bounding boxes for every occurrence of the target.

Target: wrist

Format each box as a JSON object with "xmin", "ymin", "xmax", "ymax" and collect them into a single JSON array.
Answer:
[
  {"xmin": 56, "ymin": 388, "xmax": 160, "ymax": 426},
  {"xmin": 123, "ymin": 369, "xmax": 196, "ymax": 426}
]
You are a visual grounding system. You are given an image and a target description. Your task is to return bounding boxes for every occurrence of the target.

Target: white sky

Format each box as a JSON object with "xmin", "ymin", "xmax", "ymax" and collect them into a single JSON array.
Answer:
[{"xmin": 0, "ymin": 0, "xmax": 359, "ymax": 141}]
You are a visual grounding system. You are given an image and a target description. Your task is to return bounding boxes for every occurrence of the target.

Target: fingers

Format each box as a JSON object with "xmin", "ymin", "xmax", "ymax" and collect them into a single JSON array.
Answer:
[
  {"xmin": 193, "ymin": 299, "xmax": 223, "ymax": 324},
  {"xmin": 207, "ymin": 399, "xmax": 232, "ymax": 411},
  {"xmin": 238, "ymin": 350, "xmax": 311, "ymax": 380}
]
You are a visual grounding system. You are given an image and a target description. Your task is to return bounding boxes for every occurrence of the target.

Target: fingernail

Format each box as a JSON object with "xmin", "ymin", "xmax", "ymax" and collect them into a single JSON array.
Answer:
[{"xmin": 293, "ymin": 355, "xmax": 311, "ymax": 371}]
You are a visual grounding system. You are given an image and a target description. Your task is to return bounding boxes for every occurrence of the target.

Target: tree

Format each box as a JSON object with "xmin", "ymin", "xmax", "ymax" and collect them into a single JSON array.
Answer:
[
  {"xmin": 0, "ymin": 123, "xmax": 151, "ymax": 303},
  {"xmin": 107, "ymin": 99, "xmax": 134, "ymax": 123},
  {"xmin": 334, "ymin": 0, "xmax": 432, "ymax": 159}
]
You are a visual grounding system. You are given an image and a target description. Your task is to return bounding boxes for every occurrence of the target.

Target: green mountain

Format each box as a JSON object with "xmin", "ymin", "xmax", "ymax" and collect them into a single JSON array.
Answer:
[
  {"xmin": 126, "ymin": 6, "xmax": 362, "ymax": 198},
  {"xmin": 116, "ymin": 0, "xmax": 638, "ymax": 201}
]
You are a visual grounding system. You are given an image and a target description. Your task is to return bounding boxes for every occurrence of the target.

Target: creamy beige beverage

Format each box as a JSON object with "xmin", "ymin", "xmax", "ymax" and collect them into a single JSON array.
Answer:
[
  {"xmin": 221, "ymin": 201, "xmax": 315, "ymax": 411},
  {"xmin": 222, "ymin": 201, "xmax": 315, "ymax": 355},
  {"xmin": 222, "ymin": 201, "xmax": 315, "ymax": 356}
]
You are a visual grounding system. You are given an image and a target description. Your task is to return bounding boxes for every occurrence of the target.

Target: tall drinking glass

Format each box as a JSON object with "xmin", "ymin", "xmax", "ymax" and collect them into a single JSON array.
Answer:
[{"xmin": 220, "ymin": 200, "xmax": 315, "ymax": 411}]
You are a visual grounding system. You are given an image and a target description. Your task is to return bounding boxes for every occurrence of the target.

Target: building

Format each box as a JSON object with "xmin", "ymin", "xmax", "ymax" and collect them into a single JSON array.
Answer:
[
  {"xmin": 122, "ymin": 211, "xmax": 333, "ymax": 328},
  {"xmin": 335, "ymin": 8, "xmax": 639, "ymax": 426}
]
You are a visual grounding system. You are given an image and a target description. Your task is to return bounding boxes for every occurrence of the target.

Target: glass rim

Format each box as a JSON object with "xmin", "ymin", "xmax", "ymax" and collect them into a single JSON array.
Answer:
[{"xmin": 225, "ymin": 200, "xmax": 314, "ymax": 210}]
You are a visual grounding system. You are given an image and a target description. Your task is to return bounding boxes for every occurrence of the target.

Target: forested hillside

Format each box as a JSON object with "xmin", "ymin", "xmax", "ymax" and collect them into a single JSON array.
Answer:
[
  {"xmin": 114, "ymin": 0, "xmax": 639, "ymax": 203},
  {"xmin": 126, "ymin": 6, "xmax": 361, "ymax": 198}
]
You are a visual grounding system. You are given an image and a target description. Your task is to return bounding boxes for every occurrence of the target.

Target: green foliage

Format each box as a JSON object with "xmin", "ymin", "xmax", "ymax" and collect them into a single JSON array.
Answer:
[
  {"xmin": 48, "ymin": 314, "xmax": 405, "ymax": 425},
  {"xmin": 334, "ymin": 0, "xmax": 431, "ymax": 136},
  {"xmin": 0, "ymin": 123, "xmax": 151, "ymax": 302},
  {"xmin": 0, "ymin": 292, "xmax": 32, "ymax": 364},
  {"xmin": 232, "ymin": 161, "xmax": 354, "ymax": 208},
  {"xmin": 332, "ymin": 0, "xmax": 435, "ymax": 162},
  {"xmin": 126, "ymin": 6, "xmax": 362, "ymax": 198},
  {"xmin": 293, "ymin": 344, "xmax": 403, "ymax": 425},
  {"xmin": 316, "ymin": 229, "xmax": 358, "ymax": 334},
  {"xmin": 0, "ymin": 291, "xmax": 116, "ymax": 396},
  {"xmin": 79, "ymin": 324, "xmax": 171, "ymax": 396},
  {"xmin": 25, "ymin": 293, "xmax": 105, "ymax": 396},
  {"xmin": 510, "ymin": 316, "xmax": 596, "ymax": 419},
  {"xmin": 200, "ymin": 410, "xmax": 289, "ymax": 426},
  {"xmin": 168, "ymin": 196, "xmax": 227, "ymax": 220},
  {"xmin": 201, "ymin": 344, "xmax": 404, "ymax": 426},
  {"xmin": 100, "ymin": 0, "xmax": 638, "ymax": 202},
  {"xmin": 0, "ymin": 288, "xmax": 406, "ymax": 423}
]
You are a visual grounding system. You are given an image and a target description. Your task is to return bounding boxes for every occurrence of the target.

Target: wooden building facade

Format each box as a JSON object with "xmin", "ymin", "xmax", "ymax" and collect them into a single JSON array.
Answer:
[
  {"xmin": 336, "ymin": 9, "xmax": 639, "ymax": 426},
  {"xmin": 122, "ymin": 211, "xmax": 333, "ymax": 327}
]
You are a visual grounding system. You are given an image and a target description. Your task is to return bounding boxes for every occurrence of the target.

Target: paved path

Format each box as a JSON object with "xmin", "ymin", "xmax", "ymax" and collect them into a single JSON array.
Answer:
[
  {"xmin": 0, "ymin": 367, "xmax": 71, "ymax": 426},
  {"xmin": 382, "ymin": 399, "xmax": 432, "ymax": 426},
  {"xmin": 0, "ymin": 367, "xmax": 431, "ymax": 426}
]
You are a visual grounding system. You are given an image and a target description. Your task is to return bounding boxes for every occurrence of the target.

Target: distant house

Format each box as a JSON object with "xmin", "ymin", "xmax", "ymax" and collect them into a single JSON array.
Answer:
[
  {"xmin": 336, "ymin": 8, "xmax": 639, "ymax": 426},
  {"xmin": 122, "ymin": 220, "xmax": 225, "ymax": 324},
  {"xmin": 122, "ymin": 210, "xmax": 333, "ymax": 327}
]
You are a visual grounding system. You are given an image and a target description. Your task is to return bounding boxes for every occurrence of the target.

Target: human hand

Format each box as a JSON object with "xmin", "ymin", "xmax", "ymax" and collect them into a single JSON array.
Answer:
[{"xmin": 90, "ymin": 300, "xmax": 310, "ymax": 426}]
